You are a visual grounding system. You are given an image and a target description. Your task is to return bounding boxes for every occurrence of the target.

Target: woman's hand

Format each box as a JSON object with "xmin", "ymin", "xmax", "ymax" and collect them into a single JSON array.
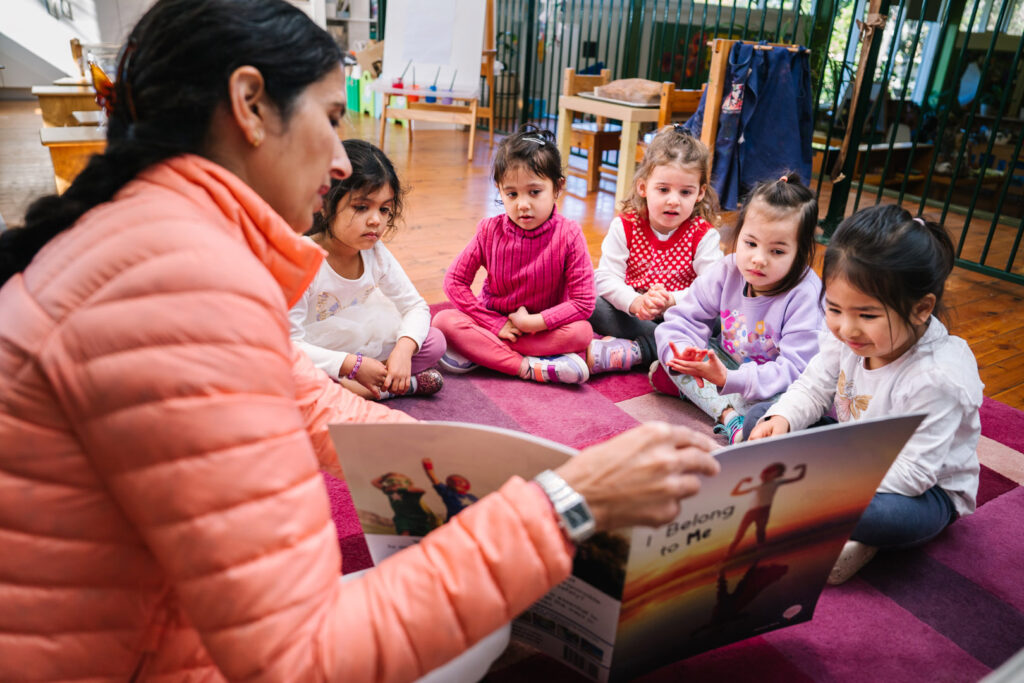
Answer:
[
  {"xmin": 497, "ymin": 319, "xmax": 521, "ymax": 342},
  {"xmin": 384, "ymin": 337, "xmax": 417, "ymax": 394},
  {"xmin": 555, "ymin": 422, "xmax": 720, "ymax": 530},
  {"xmin": 508, "ymin": 306, "xmax": 546, "ymax": 334},
  {"xmin": 747, "ymin": 415, "xmax": 790, "ymax": 441}
]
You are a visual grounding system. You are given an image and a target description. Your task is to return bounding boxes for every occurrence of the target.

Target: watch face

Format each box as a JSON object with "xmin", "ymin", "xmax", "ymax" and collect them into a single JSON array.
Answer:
[{"xmin": 563, "ymin": 502, "xmax": 591, "ymax": 528}]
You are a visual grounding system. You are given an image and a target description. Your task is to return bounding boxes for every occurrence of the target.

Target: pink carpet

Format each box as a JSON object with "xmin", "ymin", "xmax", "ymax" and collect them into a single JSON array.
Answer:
[{"xmin": 323, "ymin": 319, "xmax": 1024, "ymax": 681}]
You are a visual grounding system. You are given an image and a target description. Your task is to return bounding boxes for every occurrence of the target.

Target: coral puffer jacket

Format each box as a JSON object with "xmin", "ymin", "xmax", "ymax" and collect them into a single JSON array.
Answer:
[{"xmin": 0, "ymin": 155, "xmax": 572, "ymax": 681}]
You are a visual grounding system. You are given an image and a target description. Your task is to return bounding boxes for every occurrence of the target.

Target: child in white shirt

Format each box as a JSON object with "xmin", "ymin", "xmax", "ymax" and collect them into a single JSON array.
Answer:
[
  {"xmin": 290, "ymin": 140, "xmax": 445, "ymax": 400},
  {"xmin": 588, "ymin": 125, "xmax": 723, "ymax": 374},
  {"xmin": 749, "ymin": 204, "xmax": 984, "ymax": 585}
]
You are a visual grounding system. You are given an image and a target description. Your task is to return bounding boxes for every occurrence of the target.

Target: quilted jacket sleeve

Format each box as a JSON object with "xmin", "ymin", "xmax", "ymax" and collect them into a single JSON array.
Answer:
[
  {"xmin": 38, "ymin": 226, "xmax": 571, "ymax": 682},
  {"xmin": 290, "ymin": 345, "xmax": 415, "ymax": 478}
]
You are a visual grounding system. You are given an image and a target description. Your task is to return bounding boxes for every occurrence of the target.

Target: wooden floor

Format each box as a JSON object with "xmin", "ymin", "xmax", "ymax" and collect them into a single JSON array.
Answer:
[{"xmin": 2, "ymin": 98, "xmax": 1022, "ymax": 409}]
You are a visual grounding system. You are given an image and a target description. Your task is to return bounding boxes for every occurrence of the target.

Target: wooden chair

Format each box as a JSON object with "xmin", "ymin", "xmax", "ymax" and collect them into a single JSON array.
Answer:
[
  {"xmin": 563, "ymin": 67, "xmax": 620, "ymax": 193},
  {"xmin": 636, "ymin": 82, "xmax": 704, "ymax": 163}
]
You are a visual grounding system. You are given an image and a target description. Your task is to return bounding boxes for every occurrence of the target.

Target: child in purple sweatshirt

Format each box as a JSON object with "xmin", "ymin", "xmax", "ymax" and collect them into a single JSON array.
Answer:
[
  {"xmin": 433, "ymin": 126, "xmax": 596, "ymax": 384},
  {"xmin": 653, "ymin": 174, "xmax": 824, "ymax": 443}
]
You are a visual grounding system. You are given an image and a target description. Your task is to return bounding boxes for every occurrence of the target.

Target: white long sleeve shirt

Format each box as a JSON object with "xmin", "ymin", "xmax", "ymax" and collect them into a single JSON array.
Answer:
[
  {"xmin": 764, "ymin": 318, "xmax": 984, "ymax": 516},
  {"xmin": 289, "ymin": 241, "xmax": 431, "ymax": 378},
  {"xmin": 594, "ymin": 215, "xmax": 723, "ymax": 313}
]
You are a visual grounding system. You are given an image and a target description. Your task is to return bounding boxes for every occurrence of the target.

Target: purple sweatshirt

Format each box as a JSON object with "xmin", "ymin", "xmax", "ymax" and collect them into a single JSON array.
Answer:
[
  {"xmin": 655, "ymin": 254, "xmax": 823, "ymax": 401},
  {"xmin": 444, "ymin": 208, "xmax": 596, "ymax": 335}
]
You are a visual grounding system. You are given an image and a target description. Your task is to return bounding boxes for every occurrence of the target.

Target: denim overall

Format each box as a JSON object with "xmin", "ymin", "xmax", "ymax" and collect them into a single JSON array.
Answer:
[{"xmin": 683, "ymin": 42, "xmax": 813, "ymax": 209}]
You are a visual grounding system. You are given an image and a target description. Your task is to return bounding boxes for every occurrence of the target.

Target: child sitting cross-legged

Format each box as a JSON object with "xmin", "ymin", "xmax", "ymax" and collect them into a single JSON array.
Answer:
[
  {"xmin": 652, "ymin": 173, "xmax": 823, "ymax": 444},
  {"xmin": 433, "ymin": 125, "xmax": 595, "ymax": 384},
  {"xmin": 587, "ymin": 125, "xmax": 724, "ymax": 375},
  {"xmin": 290, "ymin": 140, "xmax": 446, "ymax": 400},
  {"xmin": 749, "ymin": 205, "xmax": 983, "ymax": 585}
]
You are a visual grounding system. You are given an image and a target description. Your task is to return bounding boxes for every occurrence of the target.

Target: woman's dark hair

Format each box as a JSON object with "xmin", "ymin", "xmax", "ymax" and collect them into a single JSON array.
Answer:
[
  {"xmin": 0, "ymin": 0, "xmax": 342, "ymax": 285},
  {"xmin": 728, "ymin": 172, "xmax": 818, "ymax": 297},
  {"xmin": 492, "ymin": 124, "xmax": 564, "ymax": 189},
  {"xmin": 307, "ymin": 139, "xmax": 404, "ymax": 241},
  {"xmin": 621, "ymin": 124, "xmax": 720, "ymax": 224},
  {"xmin": 823, "ymin": 204, "xmax": 954, "ymax": 327}
]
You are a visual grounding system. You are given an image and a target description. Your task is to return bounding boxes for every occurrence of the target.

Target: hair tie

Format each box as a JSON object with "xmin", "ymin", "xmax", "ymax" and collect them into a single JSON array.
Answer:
[
  {"xmin": 912, "ymin": 216, "xmax": 926, "ymax": 226},
  {"xmin": 93, "ymin": 39, "xmax": 138, "ymax": 121},
  {"xmin": 779, "ymin": 175, "xmax": 788, "ymax": 183},
  {"xmin": 521, "ymin": 135, "xmax": 549, "ymax": 146},
  {"xmin": 672, "ymin": 123, "xmax": 693, "ymax": 137}
]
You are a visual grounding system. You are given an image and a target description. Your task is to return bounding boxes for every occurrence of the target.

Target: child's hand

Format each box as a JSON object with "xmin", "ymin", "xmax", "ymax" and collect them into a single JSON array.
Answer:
[
  {"xmin": 645, "ymin": 284, "xmax": 675, "ymax": 317},
  {"xmin": 422, "ymin": 457, "xmax": 434, "ymax": 471},
  {"xmin": 748, "ymin": 415, "xmax": 790, "ymax": 441},
  {"xmin": 509, "ymin": 306, "xmax": 545, "ymax": 334},
  {"xmin": 498, "ymin": 319, "xmax": 521, "ymax": 342},
  {"xmin": 665, "ymin": 344, "xmax": 726, "ymax": 388},
  {"xmin": 354, "ymin": 356, "xmax": 389, "ymax": 398},
  {"xmin": 629, "ymin": 293, "xmax": 662, "ymax": 321},
  {"xmin": 384, "ymin": 337, "xmax": 417, "ymax": 394}
]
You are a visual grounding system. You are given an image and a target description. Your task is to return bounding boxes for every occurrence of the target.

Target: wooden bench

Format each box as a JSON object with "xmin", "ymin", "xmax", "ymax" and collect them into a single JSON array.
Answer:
[
  {"xmin": 31, "ymin": 85, "xmax": 100, "ymax": 127},
  {"xmin": 39, "ymin": 126, "xmax": 106, "ymax": 194}
]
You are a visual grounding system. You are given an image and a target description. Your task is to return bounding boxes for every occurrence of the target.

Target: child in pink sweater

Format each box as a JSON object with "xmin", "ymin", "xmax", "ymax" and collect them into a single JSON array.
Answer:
[{"xmin": 433, "ymin": 126, "xmax": 596, "ymax": 383}]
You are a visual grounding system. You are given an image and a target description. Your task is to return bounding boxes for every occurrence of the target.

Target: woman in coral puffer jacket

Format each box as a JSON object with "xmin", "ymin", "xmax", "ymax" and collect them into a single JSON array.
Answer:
[{"xmin": 0, "ymin": 1, "xmax": 720, "ymax": 680}]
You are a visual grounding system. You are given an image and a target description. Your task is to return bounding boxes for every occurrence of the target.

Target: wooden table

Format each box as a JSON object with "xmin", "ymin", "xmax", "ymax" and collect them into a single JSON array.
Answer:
[
  {"xmin": 31, "ymin": 85, "xmax": 99, "ymax": 127},
  {"xmin": 39, "ymin": 126, "xmax": 106, "ymax": 194},
  {"xmin": 556, "ymin": 94, "xmax": 660, "ymax": 205},
  {"xmin": 374, "ymin": 84, "xmax": 481, "ymax": 162}
]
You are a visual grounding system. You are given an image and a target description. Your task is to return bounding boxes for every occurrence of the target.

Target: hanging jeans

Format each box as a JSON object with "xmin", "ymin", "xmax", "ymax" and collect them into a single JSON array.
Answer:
[{"xmin": 683, "ymin": 42, "xmax": 813, "ymax": 210}]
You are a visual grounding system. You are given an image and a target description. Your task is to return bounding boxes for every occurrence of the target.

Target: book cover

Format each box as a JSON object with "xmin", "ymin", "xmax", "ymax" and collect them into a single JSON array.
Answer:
[{"xmin": 330, "ymin": 414, "xmax": 922, "ymax": 681}]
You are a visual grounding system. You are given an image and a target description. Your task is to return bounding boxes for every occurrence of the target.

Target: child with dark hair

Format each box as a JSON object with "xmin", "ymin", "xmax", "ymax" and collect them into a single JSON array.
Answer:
[
  {"xmin": 587, "ymin": 125, "xmax": 724, "ymax": 375},
  {"xmin": 290, "ymin": 138, "xmax": 445, "ymax": 400},
  {"xmin": 433, "ymin": 125, "xmax": 596, "ymax": 383},
  {"xmin": 749, "ymin": 204, "xmax": 983, "ymax": 585},
  {"xmin": 652, "ymin": 173, "xmax": 823, "ymax": 444}
]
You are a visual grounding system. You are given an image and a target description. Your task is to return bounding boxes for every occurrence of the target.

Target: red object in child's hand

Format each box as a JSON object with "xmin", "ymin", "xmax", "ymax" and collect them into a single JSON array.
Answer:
[{"xmin": 668, "ymin": 343, "xmax": 710, "ymax": 387}]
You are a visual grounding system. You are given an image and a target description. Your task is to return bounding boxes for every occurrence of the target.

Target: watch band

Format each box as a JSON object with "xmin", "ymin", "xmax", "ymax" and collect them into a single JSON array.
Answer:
[{"xmin": 533, "ymin": 469, "xmax": 596, "ymax": 543}]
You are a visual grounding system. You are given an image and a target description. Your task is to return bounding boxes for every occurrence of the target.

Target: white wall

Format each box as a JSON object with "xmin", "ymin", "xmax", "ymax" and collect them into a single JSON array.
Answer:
[{"xmin": 0, "ymin": 0, "xmax": 152, "ymax": 88}]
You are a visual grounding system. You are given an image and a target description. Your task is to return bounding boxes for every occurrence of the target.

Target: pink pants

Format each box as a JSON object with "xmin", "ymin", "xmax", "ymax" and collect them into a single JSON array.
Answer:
[
  {"xmin": 433, "ymin": 309, "xmax": 593, "ymax": 376},
  {"xmin": 410, "ymin": 327, "xmax": 447, "ymax": 373}
]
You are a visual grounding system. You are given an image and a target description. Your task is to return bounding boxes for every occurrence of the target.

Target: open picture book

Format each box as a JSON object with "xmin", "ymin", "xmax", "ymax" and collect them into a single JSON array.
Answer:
[{"xmin": 329, "ymin": 414, "xmax": 923, "ymax": 682}]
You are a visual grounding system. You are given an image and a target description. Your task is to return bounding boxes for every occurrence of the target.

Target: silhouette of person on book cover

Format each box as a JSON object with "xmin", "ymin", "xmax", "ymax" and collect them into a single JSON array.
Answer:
[
  {"xmin": 727, "ymin": 462, "xmax": 807, "ymax": 556},
  {"xmin": 422, "ymin": 457, "xmax": 478, "ymax": 521},
  {"xmin": 371, "ymin": 472, "xmax": 440, "ymax": 536}
]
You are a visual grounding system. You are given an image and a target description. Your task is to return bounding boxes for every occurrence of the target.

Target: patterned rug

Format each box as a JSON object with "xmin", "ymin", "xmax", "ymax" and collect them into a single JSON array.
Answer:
[{"xmin": 323, "ymin": 346, "xmax": 1024, "ymax": 681}]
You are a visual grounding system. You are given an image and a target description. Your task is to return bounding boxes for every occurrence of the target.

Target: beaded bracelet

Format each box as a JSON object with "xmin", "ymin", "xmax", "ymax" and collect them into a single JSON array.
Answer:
[{"xmin": 346, "ymin": 352, "xmax": 363, "ymax": 380}]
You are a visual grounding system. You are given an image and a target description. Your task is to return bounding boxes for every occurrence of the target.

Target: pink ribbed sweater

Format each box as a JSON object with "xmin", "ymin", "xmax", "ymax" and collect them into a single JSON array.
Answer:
[{"xmin": 444, "ymin": 208, "xmax": 596, "ymax": 334}]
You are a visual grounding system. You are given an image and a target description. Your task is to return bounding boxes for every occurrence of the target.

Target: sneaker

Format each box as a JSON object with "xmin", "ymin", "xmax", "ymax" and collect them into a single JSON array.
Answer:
[
  {"xmin": 588, "ymin": 336, "xmax": 642, "ymax": 374},
  {"xmin": 827, "ymin": 540, "xmax": 878, "ymax": 586},
  {"xmin": 438, "ymin": 348, "xmax": 478, "ymax": 374},
  {"xmin": 713, "ymin": 413, "xmax": 745, "ymax": 444},
  {"xmin": 411, "ymin": 368, "xmax": 444, "ymax": 396},
  {"xmin": 648, "ymin": 361, "xmax": 680, "ymax": 397},
  {"xmin": 523, "ymin": 353, "xmax": 590, "ymax": 384}
]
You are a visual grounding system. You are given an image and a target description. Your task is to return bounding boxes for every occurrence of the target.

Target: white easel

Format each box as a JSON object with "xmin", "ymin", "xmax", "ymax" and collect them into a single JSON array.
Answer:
[{"xmin": 374, "ymin": 0, "xmax": 491, "ymax": 161}]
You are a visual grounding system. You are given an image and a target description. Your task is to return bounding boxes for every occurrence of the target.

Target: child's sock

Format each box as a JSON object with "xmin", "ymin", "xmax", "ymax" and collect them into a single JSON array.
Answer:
[
  {"xmin": 588, "ymin": 336, "xmax": 643, "ymax": 374},
  {"xmin": 519, "ymin": 353, "xmax": 590, "ymax": 384},
  {"xmin": 648, "ymin": 361, "xmax": 680, "ymax": 397},
  {"xmin": 713, "ymin": 411, "xmax": 745, "ymax": 444},
  {"xmin": 438, "ymin": 348, "xmax": 478, "ymax": 374},
  {"xmin": 827, "ymin": 540, "xmax": 878, "ymax": 585}
]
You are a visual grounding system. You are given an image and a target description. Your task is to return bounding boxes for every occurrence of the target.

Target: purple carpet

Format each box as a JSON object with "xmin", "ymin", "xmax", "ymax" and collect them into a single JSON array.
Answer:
[{"xmin": 323, "ymin": 330, "xmax": 1024, "ymax": 680}]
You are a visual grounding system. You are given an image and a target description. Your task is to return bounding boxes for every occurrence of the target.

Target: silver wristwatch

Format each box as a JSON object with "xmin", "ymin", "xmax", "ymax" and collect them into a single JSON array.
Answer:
[{"xmin": 533, "ymin": 469, "xmax": 596, "ymax": 543}]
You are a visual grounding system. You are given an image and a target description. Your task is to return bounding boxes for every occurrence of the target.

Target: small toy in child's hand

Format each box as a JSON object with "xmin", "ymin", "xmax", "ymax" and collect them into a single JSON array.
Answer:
[{"xmin": 668, "ymin": 343, "xmax": 710, "ymax": 387}]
